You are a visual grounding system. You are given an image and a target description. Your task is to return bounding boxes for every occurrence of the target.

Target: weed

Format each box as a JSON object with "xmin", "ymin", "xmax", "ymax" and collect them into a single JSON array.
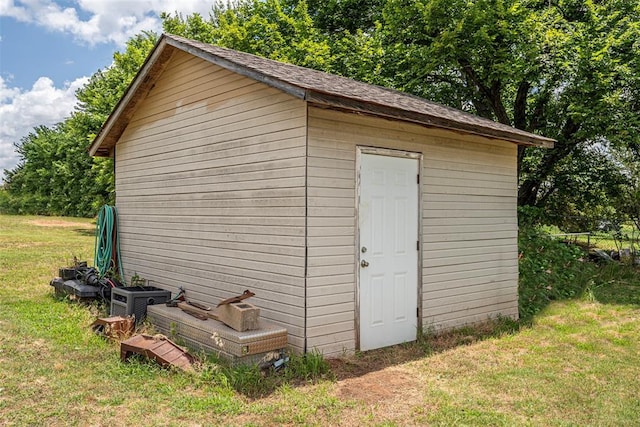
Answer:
[
  {"xmin": 221, "ymin": 363, "xmax": 267, "ymax": 397},
  {"xmin": 284, "ymin": 350, "xmax": 331, "ymax": 382},
  {"xmin": 415, "ymin": 326, "xmax": 434, "ymax": 355}
]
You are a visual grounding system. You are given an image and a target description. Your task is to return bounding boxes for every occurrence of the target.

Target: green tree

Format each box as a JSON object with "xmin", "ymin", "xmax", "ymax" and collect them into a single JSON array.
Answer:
[
  {"xmin": 614, "ymin": 150, "xmax": 640, "ymax": 235},
  {"xmin": 379, "ymin": 0, "xmax": 639, "ymax": 213},
  {"xmin": 1, "ymin": 32, "xmax": 157, "ymax": 216},
  {"xmin": 162, "ymin": 1, "xmax": 334, "ymax": 71}
]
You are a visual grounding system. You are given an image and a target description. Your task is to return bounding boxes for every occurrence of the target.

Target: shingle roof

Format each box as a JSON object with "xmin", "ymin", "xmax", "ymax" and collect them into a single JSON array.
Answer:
[{"xmin": 89, "ymin": 34, "xmax": 554, "ymax": 156}]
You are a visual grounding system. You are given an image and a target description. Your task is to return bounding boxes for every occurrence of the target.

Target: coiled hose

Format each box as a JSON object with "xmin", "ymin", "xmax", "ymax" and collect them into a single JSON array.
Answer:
[{"xmin": 94, "ymin": 205, "xmax": 125, "ymax": 283}]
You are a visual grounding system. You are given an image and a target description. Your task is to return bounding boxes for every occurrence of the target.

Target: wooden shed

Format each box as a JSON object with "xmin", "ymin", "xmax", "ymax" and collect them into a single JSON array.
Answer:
[{"xmin": 89, "ymin": 34, "xmax": 554, "ymax": 356}]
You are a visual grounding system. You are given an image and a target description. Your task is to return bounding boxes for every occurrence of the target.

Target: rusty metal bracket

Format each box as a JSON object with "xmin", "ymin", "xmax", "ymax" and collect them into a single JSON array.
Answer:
[{"xmin": 120, "ymin": 334, "xmax": 195, "ymax": 371}]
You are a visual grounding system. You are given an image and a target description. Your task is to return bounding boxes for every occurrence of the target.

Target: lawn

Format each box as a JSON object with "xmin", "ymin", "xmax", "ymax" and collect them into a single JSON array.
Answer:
[{"xmin": 1, "ymin": 214, "xmax": 639, "ymax": 426}]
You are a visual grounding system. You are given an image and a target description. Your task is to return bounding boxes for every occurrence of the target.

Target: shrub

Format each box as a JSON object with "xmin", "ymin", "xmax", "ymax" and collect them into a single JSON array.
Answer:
[{"xmin": 518, "ymin": 227, "xmax": 595, "ymax": 319}]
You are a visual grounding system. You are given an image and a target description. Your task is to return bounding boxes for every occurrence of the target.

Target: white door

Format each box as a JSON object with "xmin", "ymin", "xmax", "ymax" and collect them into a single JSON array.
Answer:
[{"xmin": 358, "ymin": 151, "xmax": 419, "ymax": 351}]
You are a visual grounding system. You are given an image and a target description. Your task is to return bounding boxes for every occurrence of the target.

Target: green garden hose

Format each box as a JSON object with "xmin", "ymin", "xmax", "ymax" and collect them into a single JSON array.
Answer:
[{"xmin": 94, "ymin": 205, "xmax": 125, "ymax": 283}]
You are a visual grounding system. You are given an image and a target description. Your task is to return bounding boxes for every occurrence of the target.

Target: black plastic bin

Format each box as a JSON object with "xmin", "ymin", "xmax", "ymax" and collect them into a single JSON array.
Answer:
[{"xmin": 110, "ymin": 286, "xmax": 171, "ymax": 324}]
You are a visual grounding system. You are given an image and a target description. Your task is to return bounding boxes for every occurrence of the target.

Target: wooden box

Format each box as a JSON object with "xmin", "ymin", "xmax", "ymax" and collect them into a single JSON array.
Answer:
[{"xmin": 218, "ymin": 302, "xmax": 260, "ymax": 332}]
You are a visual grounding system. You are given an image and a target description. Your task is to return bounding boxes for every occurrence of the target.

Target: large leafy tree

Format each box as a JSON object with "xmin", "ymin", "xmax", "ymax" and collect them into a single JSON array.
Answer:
[
  {"xmin": 162, "ymin": 1, "xmax": 334, "ymax": 70},
  {"xmin": 378, "ymin": 0, "xmax": 639, "ymax": 213},
  {"xmin": 161, "ymin": 0, "xmax": 390, "ymax": 85},
  {"xmin": 1, "ymin": 33, "xmax": 157, "ymax": 216}
]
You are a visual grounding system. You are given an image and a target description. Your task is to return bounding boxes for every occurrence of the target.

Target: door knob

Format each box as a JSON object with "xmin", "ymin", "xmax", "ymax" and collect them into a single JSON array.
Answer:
[{"xmin": 360, "ymin": 260, "xmax": 369, "ymax": 268}]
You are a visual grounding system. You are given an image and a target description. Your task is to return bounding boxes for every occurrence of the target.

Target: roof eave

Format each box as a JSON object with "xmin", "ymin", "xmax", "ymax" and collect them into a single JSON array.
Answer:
[
  {"xmin": 305, "ymin": 91, "xmax": 555, "ymax": 148},
  {"xmin": 88, "ymin": 35, "xmax": 173, "ymax": 157},
  {"xmin": 89, "ymin": 33, "xmax": 555, "ymax": 156}
]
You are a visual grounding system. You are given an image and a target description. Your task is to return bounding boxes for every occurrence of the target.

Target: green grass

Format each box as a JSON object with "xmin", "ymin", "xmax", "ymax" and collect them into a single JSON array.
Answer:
[{"xmin": 1, "ymin": 214, "xmax": 640, "ymax": 426}]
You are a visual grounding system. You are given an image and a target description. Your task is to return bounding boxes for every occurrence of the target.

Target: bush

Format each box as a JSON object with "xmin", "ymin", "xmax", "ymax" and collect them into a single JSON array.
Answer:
[{"xmin": 518, "ymin": 227, "xmax": 595, "ymax": 319}]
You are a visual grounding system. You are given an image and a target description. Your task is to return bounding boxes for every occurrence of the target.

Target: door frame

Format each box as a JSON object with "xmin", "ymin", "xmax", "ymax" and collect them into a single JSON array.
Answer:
[{"xmin": 355, "ymin": 146, "xmax": 423, "ymax": 351}]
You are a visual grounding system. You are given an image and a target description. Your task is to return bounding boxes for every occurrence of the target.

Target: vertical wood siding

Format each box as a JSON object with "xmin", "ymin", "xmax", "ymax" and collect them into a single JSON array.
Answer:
[
  {"xmin": 114, "ymin": 50, "xmax": 307, "ymax": 351},
  {"xmin": 306, "ymin": 107, "xmax": 519, "ymax": 356}
]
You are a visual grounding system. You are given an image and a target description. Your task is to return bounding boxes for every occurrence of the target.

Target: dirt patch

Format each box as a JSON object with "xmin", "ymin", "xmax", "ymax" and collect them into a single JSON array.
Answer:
[
  {"xmin": 337, "ymin": 367, "xmax": 420, "ymax": 404},
  {"xmin": 29, "ymin": 219, "xmax": 93, "ymax": 228},
  {"xmin": 326, "ymin": 319, "xmax": 513, "ymax": 381}
]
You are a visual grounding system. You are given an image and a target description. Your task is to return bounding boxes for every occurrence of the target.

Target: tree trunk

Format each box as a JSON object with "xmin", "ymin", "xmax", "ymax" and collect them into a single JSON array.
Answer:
[{"xmin": 518, "ymin": 118, "xmax": 580, "ymax": 206}]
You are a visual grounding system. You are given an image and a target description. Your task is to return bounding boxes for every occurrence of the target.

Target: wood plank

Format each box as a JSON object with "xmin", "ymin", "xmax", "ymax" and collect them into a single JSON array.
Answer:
[
  {"xmin": 423, "ymin": 209, "xmax": 515, "ymax": 219},
  {"xmin": 307, "ymin": 245, "xmax": 354, "ymax": 257},
  {"xmin": 118, "ymin": 125, "xmax": 305, "ymax": 168},
  {"xmin": 117, "ymin": 231, "xmax": 303, "ymax": 256},
  {"xmin": 118, "ymin": 157, "xmax": 306, "ymax": 186},
  {"xmin": 117, "ymin": 176, "xmax": 306, "ymax": 196},
  {"xmin": 307, "ymin": 145, "xmax": 355, "ymax": 161}
]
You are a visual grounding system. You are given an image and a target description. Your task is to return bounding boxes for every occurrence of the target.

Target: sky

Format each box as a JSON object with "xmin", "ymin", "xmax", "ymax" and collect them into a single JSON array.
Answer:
[{"xmin": 0, "ymin": 0, "xmax": 217, "ymax": 178}]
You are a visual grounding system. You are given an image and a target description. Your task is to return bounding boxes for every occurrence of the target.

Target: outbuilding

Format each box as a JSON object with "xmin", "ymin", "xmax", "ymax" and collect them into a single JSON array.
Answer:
[{"xmin": 89, "ymin": 34, "xmax": 554, "ymax": 356}]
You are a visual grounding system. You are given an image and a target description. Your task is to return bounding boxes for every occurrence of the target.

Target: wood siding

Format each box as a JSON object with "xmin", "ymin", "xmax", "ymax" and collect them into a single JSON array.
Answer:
[
  {"xmin": 306, "ymin": 107, "xmax": 519, "ymax": 356},
  {"xmin": 114, "ymin": 50, "xmax": 308, "ymax": 351}
]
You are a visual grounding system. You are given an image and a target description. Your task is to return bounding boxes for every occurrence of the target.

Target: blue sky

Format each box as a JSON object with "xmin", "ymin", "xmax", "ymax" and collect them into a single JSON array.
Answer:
[{"xmin": 0, "ymin": 0, "xmax": 215, "ymax": 177}]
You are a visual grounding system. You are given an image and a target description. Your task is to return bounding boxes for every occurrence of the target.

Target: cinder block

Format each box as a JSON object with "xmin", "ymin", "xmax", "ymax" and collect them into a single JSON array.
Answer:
[{"xmin": 218, "ymin": 302, "xmax": 260, "ymax": 332}]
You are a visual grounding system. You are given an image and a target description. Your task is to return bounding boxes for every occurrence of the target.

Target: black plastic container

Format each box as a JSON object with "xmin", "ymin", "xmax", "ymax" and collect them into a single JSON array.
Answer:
[{"xmin": 110, "ymin": 286, "xmax": 171, "ymax": 323}]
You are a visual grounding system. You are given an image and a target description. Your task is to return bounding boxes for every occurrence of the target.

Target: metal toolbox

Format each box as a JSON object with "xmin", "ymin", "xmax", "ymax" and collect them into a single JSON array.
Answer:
[{"xmin": 147, "ymin": 304, "xmax": 287, "ymax": 364}]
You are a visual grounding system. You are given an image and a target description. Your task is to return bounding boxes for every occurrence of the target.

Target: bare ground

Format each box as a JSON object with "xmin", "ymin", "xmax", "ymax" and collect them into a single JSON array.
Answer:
[{"xmin": 28, "ymin": 219, "xmax": 93, "ymax": 228}]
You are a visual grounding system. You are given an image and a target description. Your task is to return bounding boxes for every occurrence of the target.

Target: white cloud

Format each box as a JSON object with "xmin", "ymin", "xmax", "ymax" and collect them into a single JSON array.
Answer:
[
  {"xmin": 0, "ymin": 0, "xmax": 216, "ymax": 46},
  {"xmin": 0, "ymin": 75, "xmax": 89, "ymax": 177},
  {"xmin": 0, "ymin": 0, "xmax": 218, "ymax": 177}
]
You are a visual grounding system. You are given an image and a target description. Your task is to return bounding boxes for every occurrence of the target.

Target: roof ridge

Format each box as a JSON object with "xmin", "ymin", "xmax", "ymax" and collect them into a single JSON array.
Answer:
[
  {"xmin": 165, "ymin": 34, "xmax": 553, "ymax": 145},
  {"xmin": 89, "ymin": 33, "xmax": 554, "ymax": 156}
]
